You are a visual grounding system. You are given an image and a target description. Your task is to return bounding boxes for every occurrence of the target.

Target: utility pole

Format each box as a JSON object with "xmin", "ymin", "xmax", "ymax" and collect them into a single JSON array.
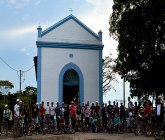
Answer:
[
  {"xmin": 123, "ymin": 77, "xmax": 125, "ymax": 107},
  {"xmin": 19, "ymin": 70, "xmax": 22, "ymax": 98}
]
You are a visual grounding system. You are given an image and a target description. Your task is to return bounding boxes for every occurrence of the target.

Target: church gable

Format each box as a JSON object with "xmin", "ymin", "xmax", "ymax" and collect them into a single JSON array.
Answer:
[{"xmin": 38, "ymin": 15, "xmax": 102, "ymax": 45}]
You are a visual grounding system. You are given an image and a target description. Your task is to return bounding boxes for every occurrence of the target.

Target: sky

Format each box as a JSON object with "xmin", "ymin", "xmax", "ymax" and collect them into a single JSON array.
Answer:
[{"xmin": 0, "ymin": 0, "xmax": 132, "ymax": 105}]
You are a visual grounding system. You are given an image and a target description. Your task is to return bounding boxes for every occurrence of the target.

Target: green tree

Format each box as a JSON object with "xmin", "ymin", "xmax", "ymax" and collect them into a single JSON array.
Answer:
[
  {"xmin": 109, "ymin": 0, "xmax": 165, "ymax": 98},
  {"xmin": 22, "ymin": 86, "xmax": 37, "ymax": 110},
  {"xmin": 0, "ymin": 80, "xmax": 14, "ymax": 103},
  {"xmin": 23, "ymin": 86, "xmax": 37, "ymax": 96},
  {"xmin": 0, "ymin": 80, "xmax": 14, "ymax": 95}
]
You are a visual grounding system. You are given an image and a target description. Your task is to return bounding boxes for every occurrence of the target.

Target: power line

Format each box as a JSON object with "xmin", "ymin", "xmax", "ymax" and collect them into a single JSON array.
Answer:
[
  {"xmin": 0, "ymin": 56, "xmax": 18, "ymax": 72},
  {"xmin": 0, "ymin": 56, "xmax": 34, "ymax": 73},
  {"xmin": 23, "ymin": 65, "xmax": 34, "ymax": 72},
  {"xmin": 0, "ymin": 56, "xmax": 35, "ymax": 96}
]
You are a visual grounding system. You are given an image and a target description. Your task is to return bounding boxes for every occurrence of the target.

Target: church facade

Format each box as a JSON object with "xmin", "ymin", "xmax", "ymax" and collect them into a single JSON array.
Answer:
[{"xmin": 36, "ymin": 15, "xmax": 104, "ymax": 105}]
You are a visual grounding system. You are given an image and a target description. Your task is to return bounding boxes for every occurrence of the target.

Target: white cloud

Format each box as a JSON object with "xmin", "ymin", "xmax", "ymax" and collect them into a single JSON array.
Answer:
[
  {"xmin": 19, "ymin": 48, "xmax": 31, "ymax": 56},
  {"xmin": 6, "ymin": 0, "xmax": 31, "ymax": 8},
  {"xmin": 1, "ymin": 24, "xmax": 37, "ymax": 40},
  {"xmin": 20, "ymin": 48, "xmax": 27, "ymax": 52}
]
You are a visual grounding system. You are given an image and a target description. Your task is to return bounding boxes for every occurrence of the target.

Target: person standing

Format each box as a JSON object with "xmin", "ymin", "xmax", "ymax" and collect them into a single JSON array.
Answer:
[
  {"xmin": 49, "ymin": 102, "xmax": 55, "ymax": 131},
  {"xmin": 84, "ymin": 103, "xmax": 90, "ymax": 131},
  {"xmin": 101, "ymin": 103, "xmax": 107, "ymax": 131},
  {"xmin": 70, "ymin": 101, "xmax": 77, "ymax": 129},
  {"xmin": 3, "ymin": 104, "xmax": 11, "ymax": 132},
  {"xmin": 128, "ymin": 97, "xmax": 134, "ymax": 113},
  {"xmin": 32, "ymin": 103, "xmax": 39, "ymax": 123},
  {"xmin": 119, "ymin": 103, "xmax": 126, "ymax": 123},
  {"xmin": 107, "ymin": 101, "xmax": 113, "ymax": 117},
  {"xmin": 90, "ymin": 102, "xmax": 95, "ymax": 117},
  {"xmin": 45, "ymin": 102, "xmax": 50, "ymax": 118},
  {"xmin": 76, "ymin": 101, "xmax": 82, "ymax": 130},
  {"xmin": 39, "ymin": 101, "xmax": 45, "ymax": 120},
  {"xmin": 155, "ymin": 98, "xmax": 164, "ymax": 123},
  {"xmin": 55, "ymin": 102, "xmax": 60, "ymax": 130},
  {"xmin": 14, "ymin": 99, "xmax": 20, "ymax": 135},
  {"xmin": 64, "ymin": 102, "xmax": 70, "ymax": 127},
  {"xmin": 94, "ymin": 101, "xmax": 100, "ymax": 116}
]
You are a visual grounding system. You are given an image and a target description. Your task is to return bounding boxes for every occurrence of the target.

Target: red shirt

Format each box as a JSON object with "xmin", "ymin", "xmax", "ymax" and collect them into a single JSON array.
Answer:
[
  {"xmin": 70, "ymin": 104, "xmax": 76, "ymax": 119},
  {"xmin": 40, "ymin": 106, "xmax": 45, "ymax": 116},
  {"xmin": 144, "ymin": 104, "xmax": 151, "ymax": 117},
  {"xmin": 94, "ymin": 105, "xmax": 100, "ymax": 114}
]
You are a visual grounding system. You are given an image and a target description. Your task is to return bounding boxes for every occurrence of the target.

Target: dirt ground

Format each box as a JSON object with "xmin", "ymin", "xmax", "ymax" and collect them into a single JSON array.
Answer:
[{"xmin": 0, "ymin": 132, "xmax": 155, "ymax": 140}]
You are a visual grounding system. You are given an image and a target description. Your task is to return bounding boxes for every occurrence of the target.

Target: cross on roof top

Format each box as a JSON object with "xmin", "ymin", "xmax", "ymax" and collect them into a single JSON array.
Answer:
[{"xmin": 69, "ymin": 8, "xmax": 73, "ymax": 14}]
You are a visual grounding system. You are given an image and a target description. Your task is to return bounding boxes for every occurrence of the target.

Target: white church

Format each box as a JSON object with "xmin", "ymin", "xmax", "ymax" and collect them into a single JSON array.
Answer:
[{"xmin": 36, "ymin": 14, "xmax": 104, "ymax": 106}]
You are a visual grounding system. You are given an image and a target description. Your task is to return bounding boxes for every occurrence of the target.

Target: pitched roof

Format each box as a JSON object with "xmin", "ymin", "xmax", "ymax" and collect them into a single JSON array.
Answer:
[{"xmin": 41, "ymin": 14, "xmax": 99, "ymax": 40}]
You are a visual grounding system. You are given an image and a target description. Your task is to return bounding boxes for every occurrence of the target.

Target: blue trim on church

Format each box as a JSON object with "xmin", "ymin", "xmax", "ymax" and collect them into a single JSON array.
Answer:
[
  {"xmin": 37, "ymin": 47, "xmax": 42, "ymax": 103},
  {"xmin": 99, "ymin": 50, "xmax": 103, "ymax": 106},
  {"xmin": 41, "ymin": 14, "xmax": 99, "ymax": 40},
  {"xmin": 36, "ymin": 41, "xmax": 103, "ymax": 50},
  {"xmin": 59, "ymin": 63, "xmax": 84, "ymax": 104}
]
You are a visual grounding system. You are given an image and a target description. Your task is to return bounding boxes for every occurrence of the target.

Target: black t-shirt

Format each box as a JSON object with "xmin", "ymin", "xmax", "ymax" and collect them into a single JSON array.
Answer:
[
  {"xmin": 107, "ymin": 104, "xmax": 113, "ymax": 115},
  {"xmin": 76, "ymin": 105, "xmax": 81, "ymax": 115},
  {"xmin": 24, "ymin": 106, "xmax": 30, "ymax": 117},
  {"xmin": 32, "ymin": 107, "xmax": 39, "ymax": 118}
]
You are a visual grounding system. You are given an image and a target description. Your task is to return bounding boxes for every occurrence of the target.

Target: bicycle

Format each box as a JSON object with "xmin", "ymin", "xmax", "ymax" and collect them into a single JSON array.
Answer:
[
  {"xmin": 13, "ymin": 116, "xmax": 27, "ymax": 138},
  {"xmin": 3, "ymin": 118, "xmax": 9, "ymax": 136}
]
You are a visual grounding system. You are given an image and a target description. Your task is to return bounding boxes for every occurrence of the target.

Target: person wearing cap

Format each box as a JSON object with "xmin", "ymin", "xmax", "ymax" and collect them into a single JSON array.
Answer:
[
  {"xmin": 14, "ymin": 99, "xmax": 20, "ymax": 133},
  {"xmin": 3, "ymin": 104, "xmax": 11, "ymax": 133},
  {"xmin": 69, "ymin": 101, "xmax": 76, "ymax": 129}
]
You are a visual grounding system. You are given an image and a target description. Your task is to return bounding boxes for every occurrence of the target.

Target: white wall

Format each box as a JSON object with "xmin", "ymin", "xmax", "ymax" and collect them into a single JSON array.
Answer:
[
  {"xmin": 40, "ymin": 47, "xmax": 99, "ymax": 104},
  {"xmin": 39, "ymin": 19, "xmax": 101, "ymax": 45}
]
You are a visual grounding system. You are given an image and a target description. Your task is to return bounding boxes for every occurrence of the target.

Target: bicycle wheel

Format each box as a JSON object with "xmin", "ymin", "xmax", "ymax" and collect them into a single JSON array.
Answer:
[
  {"xmin": 68, "ymin": 128, "xmax": 75, "ymax": 134},
  {"xmin": 27, "ymin": 126, "xmax": 34, "ymax": 136},
  {"xmin": 134, "ymin": 125, "xmax": 143, "ymax": 136},
  {"xmin": 154, "ymin": 130, "xmax": 164, "ymax": 140},
  {"xmin": 153, "ymin": 123, "xmax": 164, "ymax": 140}
]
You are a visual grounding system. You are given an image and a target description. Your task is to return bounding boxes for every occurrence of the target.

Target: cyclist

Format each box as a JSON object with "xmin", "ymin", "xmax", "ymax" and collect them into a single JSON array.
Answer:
[
  {"xmin": 14, "ymin": 99, "xmax": 20, "ymax": 125},
  {"xmin": 3, "ymin": 104, "xmax": 11, "ymax": 134}
]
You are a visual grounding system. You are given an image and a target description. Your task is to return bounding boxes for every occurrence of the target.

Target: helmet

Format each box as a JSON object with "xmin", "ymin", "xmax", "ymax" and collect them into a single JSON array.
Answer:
[
  {"xmin": 5, "ymin": 104, "xmax": 8, "ymax": 107},
  {"xmin": 71, "ymin": 101, "xmax": 74, "ymax": 104},
  {"xmin": 16, "ymin": 99, "xmax": 20, "ymax": 102}
]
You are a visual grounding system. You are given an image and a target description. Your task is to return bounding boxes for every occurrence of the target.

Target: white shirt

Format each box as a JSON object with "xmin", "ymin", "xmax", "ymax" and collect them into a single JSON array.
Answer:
[
  {"xmin": 49, "ymin": 106, "xmax": 55, "ymax": 116},
  {"xmin": 14, "ymin": 104, "xmax": 20, "ymax": 117},
  {"xmin": 157, "ymin": 104, "xmax": 161, "ymax": 116},
  {"xmin": 45, "ymin": 106, "xmax": 49, "ymax": 115}
]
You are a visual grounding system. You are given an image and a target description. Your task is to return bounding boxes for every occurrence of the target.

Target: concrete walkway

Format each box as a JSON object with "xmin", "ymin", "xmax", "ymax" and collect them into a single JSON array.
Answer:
[{"xmin": 0, "ymin": 132, "xmax": 155, "ymax": 140}]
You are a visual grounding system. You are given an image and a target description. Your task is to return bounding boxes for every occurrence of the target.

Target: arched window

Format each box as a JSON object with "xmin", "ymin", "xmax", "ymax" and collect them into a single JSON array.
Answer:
[{"xmin": 63, "ymin": 69, "xmax": 79, "ymax": 86}]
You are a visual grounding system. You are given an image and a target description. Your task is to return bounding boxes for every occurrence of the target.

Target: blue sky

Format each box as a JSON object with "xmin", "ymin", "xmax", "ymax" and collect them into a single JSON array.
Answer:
[{"xmin": 0, "ymin": 0, "xmax": 132, "ymax": 104}]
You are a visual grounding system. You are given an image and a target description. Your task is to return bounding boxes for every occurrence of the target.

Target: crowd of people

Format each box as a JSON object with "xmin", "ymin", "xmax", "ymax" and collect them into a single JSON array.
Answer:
[{"xmin": 2, "ymin": 94, "xmax": 164, "ymax": 134}]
